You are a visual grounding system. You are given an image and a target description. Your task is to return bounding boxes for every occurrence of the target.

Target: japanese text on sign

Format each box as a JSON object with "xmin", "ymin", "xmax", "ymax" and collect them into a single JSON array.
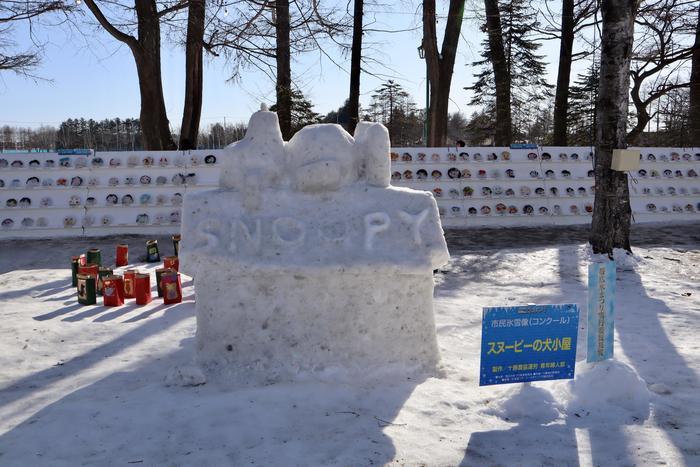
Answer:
[{"xmin": 480, "ymin": 304, "xmax": 580, "ymax": 386}]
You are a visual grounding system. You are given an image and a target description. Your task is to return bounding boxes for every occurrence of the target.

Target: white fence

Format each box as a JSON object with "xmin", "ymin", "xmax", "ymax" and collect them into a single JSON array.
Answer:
[{"xmin": 0, "ymin": 146, "xmax": 698, "ymax": 239}]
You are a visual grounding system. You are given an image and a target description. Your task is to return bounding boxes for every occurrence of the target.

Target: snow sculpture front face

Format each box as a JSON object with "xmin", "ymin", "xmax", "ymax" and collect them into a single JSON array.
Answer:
[{"xmin": 180, "ymin": 109, "xmax": 449, "ymax": 384}]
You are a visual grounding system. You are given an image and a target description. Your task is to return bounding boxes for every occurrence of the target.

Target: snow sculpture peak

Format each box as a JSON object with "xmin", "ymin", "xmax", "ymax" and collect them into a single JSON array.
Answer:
[
  {"xmin": 260, "ymin": 102, "xmax": 269, "ymax": 111},
  {"xmin": 218, "ymin": 114, "xmax": 391, "ymax": 199}
]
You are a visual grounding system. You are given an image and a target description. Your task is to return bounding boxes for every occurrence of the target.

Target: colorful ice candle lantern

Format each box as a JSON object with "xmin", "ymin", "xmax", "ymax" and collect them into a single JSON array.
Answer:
[
  {"xmin": 123, "ymin": 269, "xmax": 137, "ymax": 299},
  {"xmin": 116, "ymin": 244, "xmax": 129, "ymax": 267},
  {"xmin": 161, "ymin": 271, "xmax": 182, "ymax": 305},
  {"xmin": 163, "ymin": 256, "xmax": 179, "ymax": 272},
  {"xmin": 103, "ymin": 275, "xmax": 125, "ymax": 307},
  {"xmin": 76, "ymin": 273, "xmax": 96, "ymax": 305},
  {"xmin": 146, "ymin": 240, "xmax": 160, "ymax": 263},
  {"xmin": 134, "ymin": 273, "xmax": 152, "ymax": 305},
  {"xmin": 172, "ymin": 234, "xmax": 181, "ymax": 257},
  {"xmin": 86, "ymin": 248, "xmax": 102, "ymax": 267}
]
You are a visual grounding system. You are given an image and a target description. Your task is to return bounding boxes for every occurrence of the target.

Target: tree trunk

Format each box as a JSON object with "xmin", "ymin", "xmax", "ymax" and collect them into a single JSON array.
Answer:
[
  {"xmin": 423, "ymin": 0, "xmax": 465, "ymax": 147},
  {"xmin": 484, "ymin": 0, "xmax": 512, "ymax": 146},
  {"xmin": 83, "ymin": 0, "xmax": 176, "ymax": 150},
  {"xmin": 275, "ymin": 0, "xmax": 292, "ymax": 140},
  {"xmin": 689, "ymin": 7, "xmax": 700, "ymax": 146},
  {"xmin": 179, "ymin": 0, "xmax": 205, "ymax": 150},
  {"xmin": 589, "ymin": 0, "xmax": 636, "ymax": 255},
  {"xmin": 626, "ymin": 83, "xmax": 650, "ymax": 145},
  {"xmin": 348, "ymin": 0, "xmax": 363, "ymax": 134},
  {"xmin": 552, "ymin": 0, "xmax": 575, "ymax": 146},
  {"xmin": 132, "ymin": 0, "xmax": 175, "ymax": 150}
]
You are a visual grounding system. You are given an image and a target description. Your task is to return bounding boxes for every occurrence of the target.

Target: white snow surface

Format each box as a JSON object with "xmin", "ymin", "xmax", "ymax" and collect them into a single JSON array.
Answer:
[{"xmin": 0, "ymin": 239, "xmax": 699, "ymax": 465}]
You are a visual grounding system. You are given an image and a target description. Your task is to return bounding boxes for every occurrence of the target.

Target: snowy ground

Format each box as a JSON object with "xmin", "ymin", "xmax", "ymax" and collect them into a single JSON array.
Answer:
[{"xmin": 0, "ymin": 225, "xmax": 699, "ymax": 466}]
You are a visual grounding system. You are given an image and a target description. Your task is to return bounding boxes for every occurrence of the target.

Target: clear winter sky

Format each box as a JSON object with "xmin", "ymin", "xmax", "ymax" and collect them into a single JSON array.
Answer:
[{"xmin": 0, "ymin": 1, "xmax": 567, "ymax": 131}]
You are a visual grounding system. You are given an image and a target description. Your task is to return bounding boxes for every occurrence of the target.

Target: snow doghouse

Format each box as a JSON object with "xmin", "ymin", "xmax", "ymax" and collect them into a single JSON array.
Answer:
[{"xmin": 180, "ymin": 107, "xmax": 449, "ymax": 383}]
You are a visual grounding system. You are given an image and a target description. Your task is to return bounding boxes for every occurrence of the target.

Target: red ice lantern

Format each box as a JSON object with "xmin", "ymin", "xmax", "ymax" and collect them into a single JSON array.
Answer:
[
  {"xmin": 163, "ymin": 256, "xmax": 179, "ymax": 272},
  {"xmin": 116, "ymin": 244, "xmax": 129, "ymax": 267},
  {"xmin": 161, "ymin": 271, "xmax": 182, "ymax": 305},
  {"xmin": 123, "ymin": 269, "xmax": 137, "ymax": 299},
  {"xmin": 103, "ymin": 275, "xmax": 125, "ymax": 307},
  {"xmin": 134, "ymin": 273, "xmax": 152, "ymax": 305},
  {"xmin": 155, "ymin": 267, "xmax": 173, "ymax": 298},
  {"xmin": 78, "ymin": 263, "xmax": 99, "ymax": 283}
]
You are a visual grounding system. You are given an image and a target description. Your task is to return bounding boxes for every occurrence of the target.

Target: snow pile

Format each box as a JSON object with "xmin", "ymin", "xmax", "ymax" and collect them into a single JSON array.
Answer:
[
  {"xmin": 613, "ymin": 247, "xmax": 642, "ymax": 270},
  {"xmin": 180, "ymin": 109, "xmax": 449, "ymax": 385},
  {"xmin": 554, "ymin": 360, "xmax": 651, "ymax": 422},
  {"xmin": 584, "ymin": 244, "xmax": 643, "ymax": 271},
  {"xmin": 482, "ymin": 383, "xmax": 560, "ymax": 424},
  {"xmin": 165, "ymin": 364, "xmax": 206, "ymax": 387}
]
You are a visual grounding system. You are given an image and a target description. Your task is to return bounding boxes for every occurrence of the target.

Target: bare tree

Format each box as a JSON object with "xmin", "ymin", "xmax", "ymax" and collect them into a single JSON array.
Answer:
[
  {"xmin": 422, "ymin": 0, "xmax": 465, "ymax": 147},
  {"xmin": 275, "ymin": 0, "xmax": 292, "ymax": 138},
  {"xmin": 688, "ymin": 6, "xmax": 700, "ymax": 145},
  {"xmin": 82, "ymin": 0, "xmax": 185, "ymax": 150},
  {"xmin": 538, "ymin": 0, "xmax": 597, "ymax": 145},
  {"xmin": 589, "ymin": 0, "xmax": 637, "ymax": 255},
  {"xmin": 206, "ymin": 1, "xmax": 349, "ymax": 139},
  {"xmin": 347, "ymin": 0, "xmax": 363, "ymax": 134},
  {"xmin": 482, "ymin": 0, "xmax": 511, "ymax": 145},
  {"xmin": 0, "ymin": 1, "xmax": 73, "ymax": 77},
  {"xmin": 627, "ymin": 0, "xmax": 697, "ymax": 145},
  {"xmin": 180, "ymin": 0, "xmax": 205, "ymax": 150}
]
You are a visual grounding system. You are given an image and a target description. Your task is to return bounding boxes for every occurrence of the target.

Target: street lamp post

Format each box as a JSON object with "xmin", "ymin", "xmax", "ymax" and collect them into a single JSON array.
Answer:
[{"xmin": 418, "ymin": 44, "xmax": 430, "ymax": 146}]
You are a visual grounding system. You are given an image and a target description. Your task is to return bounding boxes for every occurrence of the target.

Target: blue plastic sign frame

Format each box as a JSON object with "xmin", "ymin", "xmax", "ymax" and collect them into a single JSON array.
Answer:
[
  {"xmin": 480, "ymin": 304, "xmax": 580, "ymax": 386},
  {"xmin": 587, "ymin": 261, "xmax": 616, "ymax": 362}
]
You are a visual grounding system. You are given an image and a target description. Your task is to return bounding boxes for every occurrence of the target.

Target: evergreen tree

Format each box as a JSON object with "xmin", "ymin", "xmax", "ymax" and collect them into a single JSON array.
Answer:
[
  {"xmin": 364, "ymin": 81, "xmax": 424, "ymax": 146},
  {"xmin": 567, "ymin": 62, "xmax": 599, "ymax": 145},
  {"xmin": 270, "ymin": 89, "xmax": 322, "ymax": 136},
  {"xmin": 468, "ymin": 0, "xmax": 553, "ymax": 140}
]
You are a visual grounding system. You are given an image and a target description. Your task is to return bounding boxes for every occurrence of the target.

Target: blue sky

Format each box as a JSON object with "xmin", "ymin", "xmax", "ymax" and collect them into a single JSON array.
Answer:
[{"xmin": 0, "ymin": 2, "xmax": 565, "ymax": 130}]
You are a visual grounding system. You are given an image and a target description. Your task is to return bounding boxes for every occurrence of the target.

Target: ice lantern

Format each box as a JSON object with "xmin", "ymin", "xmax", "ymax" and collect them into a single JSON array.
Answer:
[{"xmin": 180, "ymin": 107, "xmax": 450, "ymax": 384}]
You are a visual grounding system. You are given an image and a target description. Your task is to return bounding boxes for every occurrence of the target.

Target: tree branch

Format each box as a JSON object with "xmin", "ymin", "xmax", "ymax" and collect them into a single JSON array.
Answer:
[{"xmin": 82, "ymin": 0, "xmax": 137, "ymax": 48}]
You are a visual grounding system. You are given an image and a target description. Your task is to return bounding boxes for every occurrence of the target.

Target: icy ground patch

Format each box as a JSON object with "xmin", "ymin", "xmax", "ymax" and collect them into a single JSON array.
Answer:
[{"xmin": 0, "ymin": 233, "xmax": 699, "ymax": 466}]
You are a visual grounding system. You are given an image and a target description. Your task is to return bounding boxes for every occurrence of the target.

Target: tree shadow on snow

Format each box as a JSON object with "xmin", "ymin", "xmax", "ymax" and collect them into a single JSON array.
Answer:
[
  {"xmin": 0, "ymin": 279, "xmax": 71, "ymax": 303},
  {"xmin": 614, "ymin": 267, "xmax": 700, "ymax": 464},
  {"xmin": 0, "ymin": 333, "xmax": 420, "ymax": 466},
  {"xmin": 0, "ymin": 302, "xmax": 193, "ymax": 410},
  {"xmin": 460, "ymin": 385, "xmax": 580, "ymax": 466}
]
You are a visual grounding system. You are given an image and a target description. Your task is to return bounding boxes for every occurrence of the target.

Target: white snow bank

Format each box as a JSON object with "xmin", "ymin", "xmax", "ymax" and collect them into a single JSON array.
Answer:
[
  {"xmin": 553, "ymin": 360, "xmax": 651, "ymax": 422},
  {"xmin": 165, "ymin": 364, "xmax": 206, "ymax": 387},
  {"xmin": 482, "ymin": 383, "xmax": 560, "ymax": 424},
  {"xmin": 613, "ymin": 247, "xmax": 642, "ymax": 270},
  {"xmin": 584, "ymin": 244, "xmax": 643, "ymax": 271}
]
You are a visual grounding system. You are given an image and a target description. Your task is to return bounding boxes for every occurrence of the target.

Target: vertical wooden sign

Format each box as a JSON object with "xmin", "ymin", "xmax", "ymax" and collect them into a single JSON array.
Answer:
[{"xmin": 587, "ymin": 261, "xmax": 616, "ymax": 362}]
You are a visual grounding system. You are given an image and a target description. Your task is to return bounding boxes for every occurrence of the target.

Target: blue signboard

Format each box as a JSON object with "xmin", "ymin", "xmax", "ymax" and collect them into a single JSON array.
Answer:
[
  {"xmin": 480, "ymin": 304, "xmax": 580, "ymax": 386},
  {"xmin": 57, "ymin": 149, "xmax": 92, "ymax": 155},
  {"xmin": 587, "ymin": 261, "xmax": 616, "ymax": 362},
  {"xmin": 509, "ymin": 143, "xmax": 539, "ymax": 149}
]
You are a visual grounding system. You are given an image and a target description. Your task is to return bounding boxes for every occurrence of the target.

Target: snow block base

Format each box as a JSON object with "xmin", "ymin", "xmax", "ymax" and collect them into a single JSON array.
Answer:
[{"xmin": 195, "ymin": 269, "xmax": 439, "ymax": 383}]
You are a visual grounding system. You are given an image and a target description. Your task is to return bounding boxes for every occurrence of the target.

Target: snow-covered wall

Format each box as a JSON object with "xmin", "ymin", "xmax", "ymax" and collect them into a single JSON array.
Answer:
[{"xmin": 180, "ymin": 108, "xmax": 449, "ymax": 384}]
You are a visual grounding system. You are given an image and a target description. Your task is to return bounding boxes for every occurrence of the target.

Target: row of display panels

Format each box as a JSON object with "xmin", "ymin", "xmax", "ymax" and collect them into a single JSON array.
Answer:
[
  {"xmin": 389, "ymin": 146, "xmax": 700, "ymax": 163},
  {"xmin": 0, "ymin": 147, "xmax": 698, "ymax": 236}
]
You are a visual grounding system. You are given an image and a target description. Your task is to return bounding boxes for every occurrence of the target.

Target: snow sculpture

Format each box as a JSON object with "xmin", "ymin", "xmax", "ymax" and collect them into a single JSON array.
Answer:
[{"xmin": 180, "ymin": 106, "xmax": 449, "ymax": 384}]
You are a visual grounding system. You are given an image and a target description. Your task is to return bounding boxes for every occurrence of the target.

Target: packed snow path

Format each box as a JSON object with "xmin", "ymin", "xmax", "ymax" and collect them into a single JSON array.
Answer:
[{"xmin": 0, "ymin": 224, "xmax": 698, "ymax": 466}]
